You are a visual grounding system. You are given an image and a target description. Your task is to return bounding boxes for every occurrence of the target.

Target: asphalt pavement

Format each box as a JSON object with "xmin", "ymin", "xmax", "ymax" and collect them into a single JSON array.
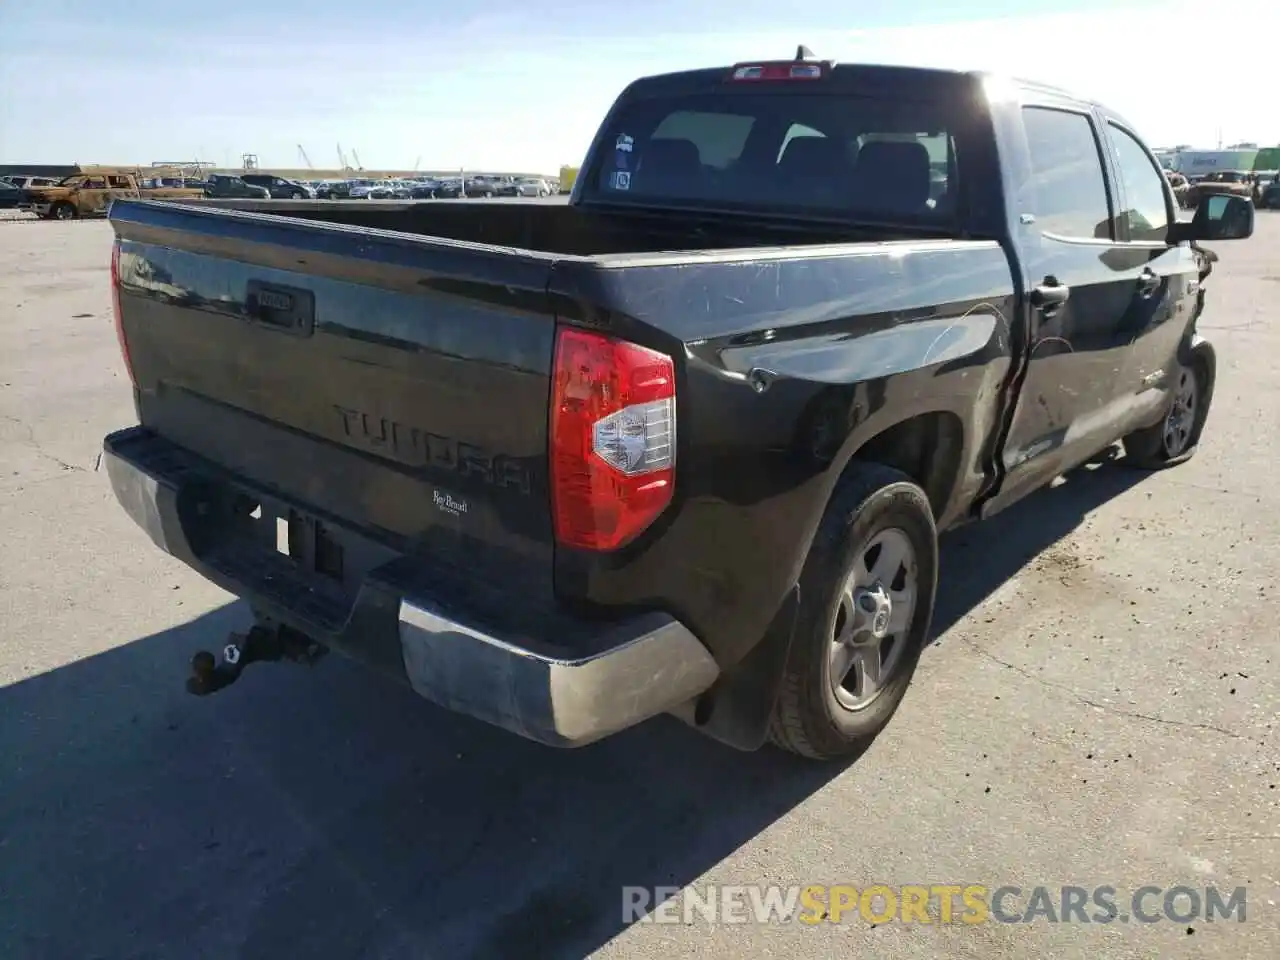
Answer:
[{"xmin": 1, "ymin": 214, "xmax": 1277, "ymax": 960}]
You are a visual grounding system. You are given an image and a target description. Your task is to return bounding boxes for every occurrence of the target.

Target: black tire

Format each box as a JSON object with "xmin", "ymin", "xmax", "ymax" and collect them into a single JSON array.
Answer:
[
  {"xmin": 290, "ymin": 191, "xmax": 305, "ymax": 199},
  {"xmin": 768, "ymin": 462, "xmax": 939, "ymax": 759},
  {"xmin": 52, "ymin": 202, "xmax": 76, "ymax": 221},
  {"xmin": 1123, "ymin": 353, "xmax": 1211, "ymax": 469}
]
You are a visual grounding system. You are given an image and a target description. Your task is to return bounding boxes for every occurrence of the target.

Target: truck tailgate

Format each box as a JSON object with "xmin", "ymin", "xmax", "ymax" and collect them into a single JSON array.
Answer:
[{"xmin": 110, "ymin": 199, "xmax": 560, "ymax": 613}]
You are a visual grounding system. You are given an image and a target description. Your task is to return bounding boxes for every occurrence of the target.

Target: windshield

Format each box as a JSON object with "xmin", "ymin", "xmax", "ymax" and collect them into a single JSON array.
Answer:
[{"xmin": 584, "ymin": 90, "xmax": 959, "ymax": 223}]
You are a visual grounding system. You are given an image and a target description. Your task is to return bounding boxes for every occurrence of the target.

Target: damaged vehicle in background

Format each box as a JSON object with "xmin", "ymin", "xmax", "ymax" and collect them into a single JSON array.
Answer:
[
  {"xmin": 100, "ymin": 52, "xmax": 1253, "ymax": 761},
  {"xmin": 26, "ymin": 171, "xmax": 204, "ymax": 219},
  {"xmin": 1184, "ymin": 170, "xmax": 1254, "ymax": 208}
]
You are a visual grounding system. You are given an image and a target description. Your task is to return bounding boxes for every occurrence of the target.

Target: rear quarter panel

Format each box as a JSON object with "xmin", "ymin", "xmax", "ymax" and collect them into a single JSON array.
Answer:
[{"xmin": 550, "ymin": 240, "xmax": 1017, "ymax": 667}]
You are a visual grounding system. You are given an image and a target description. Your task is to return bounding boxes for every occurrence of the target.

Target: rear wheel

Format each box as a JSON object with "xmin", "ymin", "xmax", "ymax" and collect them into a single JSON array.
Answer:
[
  {"xmin": 1123, "ymin": 356, "xmax": 1210, "ymax": 469},
  {"xmin": 52, "ymin": 202, "xmax": 76, "ymax": 220},
  {"xmin": 769, "ymin": 462, "xmax": 938, "ymax": 760}
]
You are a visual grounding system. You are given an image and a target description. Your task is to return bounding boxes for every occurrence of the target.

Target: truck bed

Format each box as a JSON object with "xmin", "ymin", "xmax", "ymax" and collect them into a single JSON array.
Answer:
[{"xmin": 168, "ymin": 196, "xmax": 948, "ymax": 257}]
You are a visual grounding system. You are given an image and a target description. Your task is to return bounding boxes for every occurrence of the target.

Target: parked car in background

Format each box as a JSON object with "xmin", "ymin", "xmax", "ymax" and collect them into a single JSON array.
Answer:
[
  {"xmin": 205, "ymin": 175, "xmax": 271, "ymax": 200},
  {"xmin": 1260, "ymin": 172, "xmax": 1280, "ymax": 209},
  {"xmin": 432, "ymin": 178, "xmax": 466, "ymax": 198},
  {"xmin": 350, "ymin": 180, "xmax": 408, "ymax": 199},
  {"xmin": 409, "ymin": 179, "xmax": 442, "ymax": 199},
  {"xmin": 427, "ymin": 177, "xmax": 492, "ymax": 199},
  {"xmin": 456, "ymin": 176, "xmax": 503, "ymax": 197},
  {"xmin": 348, "ymin": 180, "xmax": 380, "ymax": 199},
  {"xmin": 0, "ymin": 180, "xmax": 21, "ymax": 209},
  {"xmin": 2, "ymin": 175, "xmax": 59, "ymax": 191},
  {"xmin": 240, "ymin": 174, "xmax": 315, "ymax": 199},
  {"xmin": 329, "ymin": 179, "xmax": 384, "ymax": 199},
  {"xmin": 497, "ymin": 177, "xmax": 552, "ymax": 197}
]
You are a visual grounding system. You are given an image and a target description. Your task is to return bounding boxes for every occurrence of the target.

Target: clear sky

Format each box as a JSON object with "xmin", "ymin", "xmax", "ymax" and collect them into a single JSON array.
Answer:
[{"xmin": 1, "ymin": 0, "xmax": 1272, "ymax": 173}]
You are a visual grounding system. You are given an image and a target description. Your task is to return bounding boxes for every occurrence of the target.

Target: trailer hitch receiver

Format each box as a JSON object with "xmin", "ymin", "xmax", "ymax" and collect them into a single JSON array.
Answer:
[{"xmin": 187, "ymin": 623, "xmax": 327, "ymax": 696}]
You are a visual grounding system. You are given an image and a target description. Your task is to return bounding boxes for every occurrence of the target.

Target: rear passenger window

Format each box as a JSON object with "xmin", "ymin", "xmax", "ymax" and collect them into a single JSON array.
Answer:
[
  {"xmin": 1021, "ymin": 107, "xmax": 1111, "ymax": 240},
  {"xmin": 650, "ymin": 110, "xmax": 756, "ymax": 169},
  {"xmin": 1107, "ymin": 124, "xmax": 1171, "ymax": 242}
]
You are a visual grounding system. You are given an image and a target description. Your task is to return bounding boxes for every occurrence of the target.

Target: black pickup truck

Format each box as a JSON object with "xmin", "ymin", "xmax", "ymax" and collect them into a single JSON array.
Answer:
[{"xmin": 102, "ymin": 53, "xmax": 1254, "ymax": 760}]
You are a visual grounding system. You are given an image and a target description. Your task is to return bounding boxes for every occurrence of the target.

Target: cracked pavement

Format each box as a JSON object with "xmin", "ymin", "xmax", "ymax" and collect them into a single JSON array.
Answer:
[{"xmin": 0, "ymin": 218, "xmax": 1277, "ymax": 960}]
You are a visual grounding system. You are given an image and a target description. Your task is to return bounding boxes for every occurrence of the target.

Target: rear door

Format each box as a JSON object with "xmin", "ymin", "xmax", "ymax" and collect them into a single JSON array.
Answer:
[
  {"xmin": 79, "ymin": 175, "xmax": 110, "ymax": 215},
  {"xmin": 106, "ymin": 174, "xmax": 140, "ymax": 211},
  {"xmin": 993, "ymin": 103, "xmax": 1140, "ymax": 506}
]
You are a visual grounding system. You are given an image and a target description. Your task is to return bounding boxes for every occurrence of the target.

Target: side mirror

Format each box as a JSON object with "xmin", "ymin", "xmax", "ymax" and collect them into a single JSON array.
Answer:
[{"xmin": 1188, "ymin": 193, "xmax": 1254, "ymax": 241}]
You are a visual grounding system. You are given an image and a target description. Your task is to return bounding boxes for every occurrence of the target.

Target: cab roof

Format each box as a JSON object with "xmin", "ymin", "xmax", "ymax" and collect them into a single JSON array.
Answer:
[{"xmin": 621, "ymin": 59, "xmax": 1122, "ymax": 124}]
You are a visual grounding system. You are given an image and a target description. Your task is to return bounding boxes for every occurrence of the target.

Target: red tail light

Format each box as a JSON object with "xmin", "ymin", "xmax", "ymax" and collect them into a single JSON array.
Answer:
[
  {"xmin": 550, "ymin": 327, "xmax": 676, "ymax": 551},
  {"xmin": 110, "ymin": 240, "xmax": 137, "ymax": 386}
]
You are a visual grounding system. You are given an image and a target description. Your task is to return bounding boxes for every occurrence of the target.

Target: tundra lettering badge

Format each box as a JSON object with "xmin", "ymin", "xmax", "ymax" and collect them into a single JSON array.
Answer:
[{"xmin": 332, "ymin": 404, "xmax": 533, "ymax": 493}]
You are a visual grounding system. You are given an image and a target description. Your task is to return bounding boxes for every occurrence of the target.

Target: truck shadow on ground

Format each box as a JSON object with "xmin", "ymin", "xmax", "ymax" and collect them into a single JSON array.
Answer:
[{"xmin": 0, "ymin": 450, "xmax": 1146, "ymax": 960}]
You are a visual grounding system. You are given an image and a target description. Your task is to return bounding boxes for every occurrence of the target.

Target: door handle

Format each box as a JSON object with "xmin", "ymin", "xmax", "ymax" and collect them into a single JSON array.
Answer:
[
  {"xmin": 1030, "ymin": 278, "xmax": 1070, "ymax": 311},
  {"xmin": 1137, "ymin": 268, "xmax": 1161, "ymax": 296}
]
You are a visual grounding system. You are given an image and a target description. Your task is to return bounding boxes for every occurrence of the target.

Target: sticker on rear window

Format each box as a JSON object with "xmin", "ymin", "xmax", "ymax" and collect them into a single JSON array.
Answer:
[
  {"xmin": 615, "ymin": 133, "xmax": 634, "ymax": 170},
  {"xmin": 610, "ymin": 171, "xmax": 631, "ymax": 191}
]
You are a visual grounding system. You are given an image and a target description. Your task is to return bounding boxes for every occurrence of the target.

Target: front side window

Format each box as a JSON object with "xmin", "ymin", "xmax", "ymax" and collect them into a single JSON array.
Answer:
[
  {"xmin": 82, "ymin": 177, "xmax": 106, "ymax": 189},
  {"xmin": 1021, "ymin": 106, "xmax": 1111, "ymax": 240},
  {"xmin": 1107, "ymin": 124, "xmax": 1170, "ymax": 242}
]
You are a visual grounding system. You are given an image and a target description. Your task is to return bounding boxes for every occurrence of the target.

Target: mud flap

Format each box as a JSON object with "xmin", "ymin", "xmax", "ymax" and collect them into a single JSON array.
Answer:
[{"xmin": 673, "ymin": 586, "xmax": 801, "ymax": 752}]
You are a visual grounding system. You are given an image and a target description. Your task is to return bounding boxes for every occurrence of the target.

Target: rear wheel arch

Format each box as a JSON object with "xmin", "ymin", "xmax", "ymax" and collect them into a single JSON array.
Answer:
[
  {"xmin": 787, "ymin": 408, "xmax": 968, "ymax": 596},
  {"xmin": 783, "ymin": 407, "xmax": 962, "ymax": 609},
  {"xmin": 843, "ymin": 410, "xmax": 967, "ymax": 522}
]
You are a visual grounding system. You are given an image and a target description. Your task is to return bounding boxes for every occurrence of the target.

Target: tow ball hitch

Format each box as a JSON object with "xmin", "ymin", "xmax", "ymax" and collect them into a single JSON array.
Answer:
[{"xmin": 187, "ymin": 623, "xmax": 327, "ymax": 696}]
